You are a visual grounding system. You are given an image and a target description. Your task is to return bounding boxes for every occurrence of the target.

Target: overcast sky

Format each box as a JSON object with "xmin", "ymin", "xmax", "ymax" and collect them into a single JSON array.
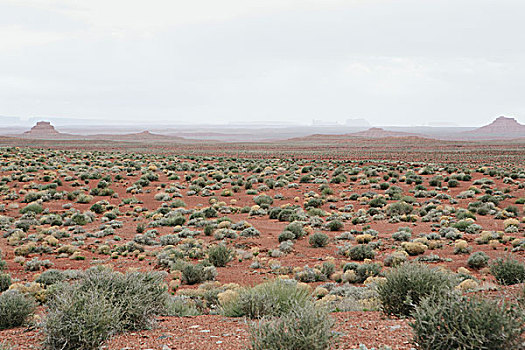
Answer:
[{"xmin": 0, "ymin": 0, "xmax": 524, "ymax": 126}]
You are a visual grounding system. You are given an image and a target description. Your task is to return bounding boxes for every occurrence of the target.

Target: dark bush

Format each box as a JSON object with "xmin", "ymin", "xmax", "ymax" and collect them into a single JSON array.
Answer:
[
  {"xmin": 278, "ymin": 230, "xmax": 295, "ymax": 242},
  {"xmin": 43, "ymin": 287, "xmax": 120, "ymax": 350},
  {"xmin": 377, "ymin": 263, "xmax": 453, "ymax": 316},
  {"xmin": 349, "ymin": 245, "xmax": 375, "ymax": 261},
  {"xmin": 180, "ymin": 263, "xmax": 216, "ymax": 285},
  {"xmin": 207, "ymin": 245, "xmax": 233, "ymax": 267},
  {"xmin": 35, "ymin": 269, "xmax": 67, "ymax": 287},
  {"xmin": 369, "ymin": 197, "xmax": 387, "ymax": 208},
  {"xmin": 355, "ymin": 263, "xmax": 382, "ymax": 283},
  {"xmin": 222, "ymin": 279, "xmax": 311, "ymax": 319},
  {"xmin": 0, "ymin": 290, "xmax": 35, "ymax": 330},
  {"xmin": 309, "ymin": 232, "xmax": 329, "ymax": 248},
  {"xmin": 19, "ymin": 203, "xmax": 43, "ymax": 214},
  {"xmin": 42, "ymin": 268, "xmax": 168, "ymax": 349},
  {"xmin": 249, "ymin": 303, "xmax": 338, "ymax": 350},
  {"xmin": 490, "ymin": 257, "xmax": 525, "ymax": 285},
  {"xmin": 284, "ymin": 222, "xmax": 306, "ymax": 239},
  {"xmin": 467, "ymin": 251, "xmax": 489, "ymax": 269},
  {"xmin": 0, "ymin": 273, "xmax": 11, "ymax": 292},
  {"xmin": 164, "ymin": 296, "xmax": 200, "ymax": 317},
  {"xmin": 327, "ymin": 220, "xmax": 343, "ymax": 231},
  {"xmin": 411, "ymin": 293, "xmax": 524, "ymax": 350}
]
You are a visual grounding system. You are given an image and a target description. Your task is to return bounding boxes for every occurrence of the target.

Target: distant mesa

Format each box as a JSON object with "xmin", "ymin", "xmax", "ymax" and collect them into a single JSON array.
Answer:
[
  {"xmin": 24, "ymin": 121, "xmax": 60, "ymax": 135},
  {"xmin": 463, "ymin": 116, "xmax": 525, "ymax": 139}
]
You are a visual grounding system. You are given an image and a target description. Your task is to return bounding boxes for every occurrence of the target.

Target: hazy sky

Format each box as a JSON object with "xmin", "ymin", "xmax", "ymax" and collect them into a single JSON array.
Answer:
[{"xmin": 1, "ymin": 0, "xmax": 524, "ymax": 126}]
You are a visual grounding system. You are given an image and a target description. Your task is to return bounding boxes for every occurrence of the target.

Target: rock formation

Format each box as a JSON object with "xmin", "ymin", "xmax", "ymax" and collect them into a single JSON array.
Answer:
[{"xmin": 24, "ymin": 121, "xmax": 59, "ymax": 135}]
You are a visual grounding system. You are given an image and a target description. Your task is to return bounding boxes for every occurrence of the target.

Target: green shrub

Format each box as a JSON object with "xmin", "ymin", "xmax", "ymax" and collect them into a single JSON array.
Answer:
[
  {"xmin": 35, "ymin": 269, "xmax": 68, "ymax": 287},
  {"xmin": 0, "ymin": 290, "xmax": 35, "ymax": 329},
  {"xmin": 349, "ymin": 245, "xmax": 375, "ymax": 261},
  {"xmin": 386, "ymin": 202, "xmax": 413, "ymax": 216},
  {"xmin": 249, "ymin": 303, "xmax": 338, "ymax": 350},
  {"xmin": 467, "ymin": 251, "xmax": 489, "ymax": 269},
  {"xmin": 384, "ymin": 251, "xmax": 408, "ymax": 267},
  {"xmin": 42, "ymin": 268, "xmax": 168, "ymax": 349},
  {"xmin": 89, "ymin": 203, "xmax": 104, "ymax": 214},
  {"xmin": 180, "ymin": 263, "xmax": 216, "ymax": 285},
  {"xmin": 379, "ymin": 182, "xmax": 390, "ymax": 190},
  {"xmin": 490, "ymin": 257, "xmax": 525, "ymax": 285},
  {"xmin": 369, "ymin": 197, "xmax": 387, "ymax": 208},
  {"xmin": 222, "ymin": 279, "xmax": 311, "ymax": 319},
  {"xmin": 20, "ymin": 203, "xmax": 43, "ymax": 214},
  {"xmin": 278, "ymin": 230, "xmax": 295, "ymax": 242},
  {"xmin": 447, "ymin": 179, "xmax": 459, "ymax": 188},
  {"xmin": 204, "ymin": 224, "xmax": 214, "ymax": 236},
  {"xmin": 284, "ymin": 222, "xmax": 306, "ymax": 239},
  {"xmin": 306, "ymin": 197, "xmax": 323, "ymax": 208},
  {"xmin": 253, "ymin": 195, "xmax": 273, "ymax": 206},
  {"xmin": 43, "ymin": 286, "xmax": 120, "ymax": 350},
  {"xmin": 164, "ymin": 296, "xmax": 200, "ymax": 317},
  {"xmin": 309, "ymin": 232, "xmax": 329, "ymax": 248},
  {"xmin": 327, "ymin": 220, "xmax": 343, "ymax": 231},
  {"xmin": 71, "ymin": 213, "xmax": 90, "ymax": 226},
  {"xmin": 354, "ymin": 263, "xmax": 382, "ymax": 283},
  {"xmin": 171, "ymin": 199, "xmax": 186, "ymax": 208},
  {"xmin": 181, "ymin": 264, "xmax": 206, "ymax": 285},
  {"xmin": 76, "ymin": 194, "xmax": 93, "ymax": 204},
  {"xmin": 392, "ymin": 230, "xmax": 411, "ymax": 242},
  {"xmin": 0, "ymin": 273, "xmax": 11, "ymax": 292},
  {"xmin": 377, "ymin": 263, "xmax": 453, "ymax": 316},
  {"xmin": 411, "ymin": 293, "xmax": 524, "ymax": 350},
  {"xmin": 162, "ymin": 215, "xmax": 185, "ymax": 227},
  {"xmin": 207, "ymin": 245, "xmax": 233, "ymax": 267}
]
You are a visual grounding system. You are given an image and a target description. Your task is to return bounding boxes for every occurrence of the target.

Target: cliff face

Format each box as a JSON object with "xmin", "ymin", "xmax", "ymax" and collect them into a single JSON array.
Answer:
[{"xmin": 24, "ymin": 121, "xmax": 59, "ymax": 135}]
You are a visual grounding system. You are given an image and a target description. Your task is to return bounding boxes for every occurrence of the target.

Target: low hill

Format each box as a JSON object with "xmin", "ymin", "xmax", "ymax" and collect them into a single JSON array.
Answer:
[{"xmin": 88, "ymin": 131, "xmax": 187, "ymax": 142}]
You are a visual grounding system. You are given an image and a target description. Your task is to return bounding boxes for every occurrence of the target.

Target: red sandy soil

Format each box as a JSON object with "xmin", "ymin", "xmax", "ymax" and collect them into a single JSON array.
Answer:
[
  {"xmin": 1, "ymin": 311, "xmax": 414, "ymax": 350},
  {"xmin": 0, "ymin": 141, "xmax": 523, "ymax": 349}
]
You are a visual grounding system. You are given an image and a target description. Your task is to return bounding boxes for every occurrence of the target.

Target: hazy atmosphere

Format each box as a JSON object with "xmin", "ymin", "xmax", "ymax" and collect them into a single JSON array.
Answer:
[
  {"xmin": 1, "ymin": 2, "xmax": 525, "ymax": 350},
  {"xmin": 1, "ymin": 0, "xmax": 524, "ymax": 126}
]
